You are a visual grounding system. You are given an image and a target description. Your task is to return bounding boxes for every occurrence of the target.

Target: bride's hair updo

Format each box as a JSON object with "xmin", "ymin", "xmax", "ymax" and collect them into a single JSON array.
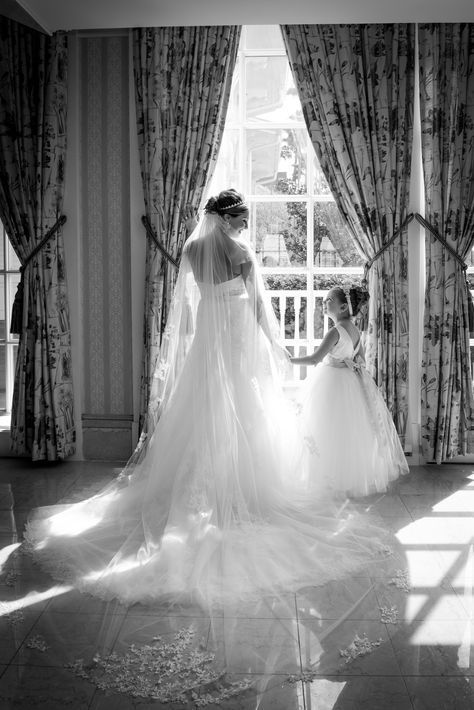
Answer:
[
  {"xmin": 332, "ymin": 285, "xmax": 369, "ymax": 317},
  {"xmin": 204, "ymin": 189, "xmax": 248, "ymax": 216}
]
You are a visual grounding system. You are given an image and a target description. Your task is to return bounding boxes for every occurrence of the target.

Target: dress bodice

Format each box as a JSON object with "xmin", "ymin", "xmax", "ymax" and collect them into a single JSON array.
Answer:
[{"xmin": 323, "ymin": 323, "xmax": 359, "ymax": 365}]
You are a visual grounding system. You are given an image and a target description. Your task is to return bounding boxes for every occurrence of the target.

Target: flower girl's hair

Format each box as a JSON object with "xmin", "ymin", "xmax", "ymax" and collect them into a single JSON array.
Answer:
[{"xmin": 332, "ymin": 286, "xmax": 369, "ymax": 317}]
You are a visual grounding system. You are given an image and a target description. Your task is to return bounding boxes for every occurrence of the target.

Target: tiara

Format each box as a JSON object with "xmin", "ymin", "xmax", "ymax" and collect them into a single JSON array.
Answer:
[{"xmin": 219, "ymin": 199, "xmax": 245, "ymax": 211}]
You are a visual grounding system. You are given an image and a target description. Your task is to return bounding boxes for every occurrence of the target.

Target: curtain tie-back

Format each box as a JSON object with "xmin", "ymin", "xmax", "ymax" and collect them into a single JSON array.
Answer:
[
  {"xmin": 415, "ymin": 212, "xmax": 474, "ymax": 333},
  {"xmin": 414, "ymin": 213, "xmax": 469, "ymax": 270},
  {"xmin": 10, "ymin": 215, "xmax": 67, "ymax": 335},
  {"xmin": 142, "ymin": 215, "xmax": 179, "ymax": 269},
  {"xmin": 363, "ymin": 213, "xmax": 414, "ymax": 285}
]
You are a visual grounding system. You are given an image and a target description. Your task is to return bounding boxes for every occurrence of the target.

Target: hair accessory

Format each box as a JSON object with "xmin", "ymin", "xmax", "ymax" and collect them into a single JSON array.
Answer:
[
  {"xmin": 219, "ymin": 199, "xmax": 245, "ymax": 211},
  {"xmin": 343, "ymin": 287, "xmax": 353, "ymax": 317}
]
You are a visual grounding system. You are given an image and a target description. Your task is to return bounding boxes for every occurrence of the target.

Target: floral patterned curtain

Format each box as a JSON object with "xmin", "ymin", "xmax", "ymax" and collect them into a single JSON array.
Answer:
[
  {"xmin": 133, "ymin": 26, "xmax": 241, "ymax": 429},
  {"xmin": 0, "ymin": 18, "xmax": 75, "ymax": 460},
  {"xmin": 418, "ymin": 24, "xmax": 474, "ymax": 462},
  {"xmin": 282, "ymin": 24, "xmax": 415, "ymax": 444}
]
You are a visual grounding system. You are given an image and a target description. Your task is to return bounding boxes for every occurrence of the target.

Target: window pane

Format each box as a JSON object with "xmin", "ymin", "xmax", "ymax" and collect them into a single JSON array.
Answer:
[
  {"xmin": 247, "ymin": 128, "xmax": 307, "ymax": 195},
  {"xmin": 0, "ymin": 344, "xmax": 5, "ymax": 410},
  {"xmin": 208, "ymin": 129, "xmax": 241, "ymax": 196},
  {"xmin": 251, "ymin": 201, "xmax": 307, "ymax": 267},
  {"xmin": 244, "ymin": 25, "xmax": 284, "ymax": 50},
  {"xmin": 245, "ymin": 57, "xmax": 302, "ymax": 124},
  {"xmin": 7, "ymin": 240, "xmax": 20, "ymax": 270},
  {"xmin": 0, "ymin": 274, "xmax": 4, "ymax": 341},
  {"xmin": 314, "ymin": 202, "xmax": 364, "ymax": 267},
  {"xmin": 312, "ymin": 152, "xmax": 333, "ymax": 197},
  {"xmin": 225, "ymin": 67, "xmax": 240, "ymax": 124},
  {"xmin": 7, "ymin": 273, "xmax": 20, "ymax": 340}
]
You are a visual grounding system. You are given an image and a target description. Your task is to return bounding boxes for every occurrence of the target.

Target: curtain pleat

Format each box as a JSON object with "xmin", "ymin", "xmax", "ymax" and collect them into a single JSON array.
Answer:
[
  {"xmin": 418, "ymin": 23, "xmax": 474, "ymax": 462},
  {"xmin": 282, "ymin": 23, "xmax": 415, "ymax": 444},
  {"xmin": 0, "ymin": 18, "xmax": 75, "ymax": 460},
  {"xmin": 132, "ymin": 25, "xmax": 241, "ymax": 430}
]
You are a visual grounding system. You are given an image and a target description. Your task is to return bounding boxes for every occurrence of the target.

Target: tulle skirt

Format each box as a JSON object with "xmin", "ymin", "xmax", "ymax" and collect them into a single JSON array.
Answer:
[{"xmin": 298, "ymin": 362, "xmax": 409, "ymax": 498}]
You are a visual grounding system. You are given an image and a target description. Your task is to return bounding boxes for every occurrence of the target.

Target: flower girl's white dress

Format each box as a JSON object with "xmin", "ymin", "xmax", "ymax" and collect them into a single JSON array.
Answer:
[{"xmin": 299, "ymin": 323, "xmax": 409, "ymax": 498}]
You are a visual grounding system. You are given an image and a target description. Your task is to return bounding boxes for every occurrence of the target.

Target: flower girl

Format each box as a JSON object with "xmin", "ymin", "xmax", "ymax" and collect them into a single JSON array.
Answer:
[{"xmin": 291, "ymin": 286, "xmax": 409, "ymax": 498}]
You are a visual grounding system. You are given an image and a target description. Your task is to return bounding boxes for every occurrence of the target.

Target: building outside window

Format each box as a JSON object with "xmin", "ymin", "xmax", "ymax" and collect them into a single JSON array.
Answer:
[{"xmin": 208, "ymin": 25, "xmax": 364, "ymax": 380}]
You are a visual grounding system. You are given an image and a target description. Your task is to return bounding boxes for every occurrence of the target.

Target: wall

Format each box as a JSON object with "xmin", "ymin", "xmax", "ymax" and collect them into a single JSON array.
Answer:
[{"xmin": 64, "ymin": 30, "xmax": 145, "ymax": 460}]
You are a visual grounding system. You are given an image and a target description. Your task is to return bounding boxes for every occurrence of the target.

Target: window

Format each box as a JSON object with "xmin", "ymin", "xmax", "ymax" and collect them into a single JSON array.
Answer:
[
  {"xmin": 0, "ymin": 222, "xmax": 20, "ymax": 423},
  {"xmin": 208, "ymin": 26, "xmax": 363, "ymax": 381}
]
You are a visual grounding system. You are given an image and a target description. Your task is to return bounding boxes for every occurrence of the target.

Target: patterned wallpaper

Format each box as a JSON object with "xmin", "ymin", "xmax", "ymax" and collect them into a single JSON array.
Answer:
[{"xmin": 79, "ymin": 35, "xmax": 133, "ymax": 420}]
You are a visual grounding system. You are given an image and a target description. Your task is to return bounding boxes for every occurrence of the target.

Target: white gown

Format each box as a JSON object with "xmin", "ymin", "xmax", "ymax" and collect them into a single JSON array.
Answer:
[
  {"xmin": 24, "ymin": 215, "xmax": 392, "ymax": 689},
  {"xmin": 298, "ymin": 323, "xmax": 409, "ymax": 498}
]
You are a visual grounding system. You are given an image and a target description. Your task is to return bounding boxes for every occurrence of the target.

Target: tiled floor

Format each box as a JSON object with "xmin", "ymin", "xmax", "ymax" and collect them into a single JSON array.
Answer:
[{"xmin": 1, "ymin": 458, "xmax": 474, "ymax": 709}]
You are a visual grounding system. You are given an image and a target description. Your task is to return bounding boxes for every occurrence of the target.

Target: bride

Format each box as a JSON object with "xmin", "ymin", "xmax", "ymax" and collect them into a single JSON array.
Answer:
[{"xmin": 25, "ymin": 189, "xmax": 388, "ymax": 611}]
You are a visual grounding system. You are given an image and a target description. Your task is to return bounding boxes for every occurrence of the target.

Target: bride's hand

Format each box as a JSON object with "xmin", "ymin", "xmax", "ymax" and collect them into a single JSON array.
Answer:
[
  {"xmin": 272, "ymin": 341, "xmax": 291, "ymax": 362},
  {"xmin": 182, "ymin": 205, "xmax": 199, "ymax": 235}
]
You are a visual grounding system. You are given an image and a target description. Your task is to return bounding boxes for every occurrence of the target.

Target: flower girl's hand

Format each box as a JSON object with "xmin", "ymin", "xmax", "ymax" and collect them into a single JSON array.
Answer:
[{"xmin": 182, "ymin": 205, "xmax": 199, "ymax": 235}]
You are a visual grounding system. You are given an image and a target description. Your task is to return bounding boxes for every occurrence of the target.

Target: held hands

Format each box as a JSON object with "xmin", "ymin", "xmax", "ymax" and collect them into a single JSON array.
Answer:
[{"xmin": 182, "ymin": 205, "xmax": 199, "ymax": 235}]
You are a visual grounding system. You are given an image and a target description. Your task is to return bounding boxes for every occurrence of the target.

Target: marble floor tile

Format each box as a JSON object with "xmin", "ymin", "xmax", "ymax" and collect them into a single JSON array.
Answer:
[
  {"xmin": 0, "ymin": 608, "xmax": 42, "ymax": 664},
  {"xmin": 374, "ymin": 581, "xmax": 469, "ymax": 624},
  {"xmin": 0, "ymin": 663, "xmax": 95, "ymax": 709},
  {"xmin": 387, "ymin": 620, "xmax": 474, "ymax": 676},
  {"xmin": 301, "ymin": 675, "xmax": 413, "ymax": 710},
  {"xmin": 10, "ymin": 609, "xmax": 125, "ymax": 668},
  {"xmin": 298, "ymin": 618, "xmax": 401, "ymax": 677},
  {"xmin": 114, "ymin": 612, "xmax": 211, "ymax": 653},
  {"xmin": 210, "ymin": 615, "xmax": 302, "ymax": 675},
  {"xmin": 351, "ymin": 493, "xmax": 411, "ymax": 518},
  {"xmin": 296, "ymin": 578, "xmax": 380, "ymax": 622},
  {"xmin": 405, "ymin": 674, "xmax": 474, "ymax": 709}
]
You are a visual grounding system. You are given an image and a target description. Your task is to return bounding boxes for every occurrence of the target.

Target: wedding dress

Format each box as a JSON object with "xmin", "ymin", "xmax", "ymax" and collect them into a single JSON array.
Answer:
[{"xmin": 24, "ymin": 212, "xmax": 390, "ymax": 634}]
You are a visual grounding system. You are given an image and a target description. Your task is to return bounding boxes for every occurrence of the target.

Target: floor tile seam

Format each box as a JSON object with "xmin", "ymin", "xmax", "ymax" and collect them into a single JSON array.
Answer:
[
  {"xmin": 380, "ymin": 620, "xmax": 407, "ymax": 679},
  {"xmin": 293, "ymin": 592, "xmax": 306, "ymax": 679},
  {"xmin": 41, "ymin": 607, "xmax": 129, "ymax": 617},
  {"xmin": 400, "ymin": 673, "xmax": 419, "ymax": 710},
  {"xmin": 297, "ymin": 670, "xmax": 410, "ymax": 678},
  {"xmin": 5, "ymin": 610, "xmax": 45, "ymax": 667}
]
